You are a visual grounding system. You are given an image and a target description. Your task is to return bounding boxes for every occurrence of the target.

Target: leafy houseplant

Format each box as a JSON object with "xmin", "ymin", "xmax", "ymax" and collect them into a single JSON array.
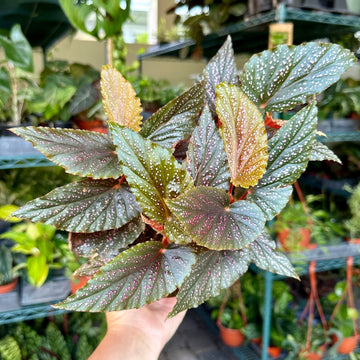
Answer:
[
  {"xmin": 0, "ymin": 245, "xmax": 20, "ymax": 293},
  {"xmin": 10, "ymin": 37, "xmax": 355, "ymax": 316},
  {"xmin": 345, "ymin": 182, "xmax": 360, "ymax": 241}
]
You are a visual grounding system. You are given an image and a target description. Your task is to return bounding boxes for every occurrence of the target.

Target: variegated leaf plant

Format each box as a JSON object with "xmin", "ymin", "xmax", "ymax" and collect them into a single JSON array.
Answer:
[{"xmin": 11, "ymin": 36, "xmax": 355, "ymax": 316}]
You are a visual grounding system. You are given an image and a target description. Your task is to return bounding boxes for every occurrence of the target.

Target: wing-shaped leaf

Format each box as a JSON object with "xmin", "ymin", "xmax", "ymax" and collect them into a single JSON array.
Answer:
[
  {"xmin": 140, "ymin": 81, "xmax": 205, "ymax": 148},
  {"xmin": 55, "ymin": 241, "xmax": 196, "ymax": 312},
  {"xmin": 249, "ymin": 232, "xmax": 299, "ymax": 279},
  {"xmin": 241, "ymin": 42, "xmax": 356, "ymax": 112},
  {"xmin": 11, "ymin": 127, "xmax": 122, "ymax": 179},
  {"xmin": 248, "ymin": 185, "xmax": 293, "ymax": 221},
  {"xmin": 310, "ymin": 140, "xmax": 341, "ymax": 163},
  {"xmin": 202, "ymin": 35, "xmax": 238, "ymax": 114},
  {"xmin": 257, "ymin": 102, "xmax": 317, "ymax": 188},
  {"xmin": 167, "ymin": 186, "xmax": 266, "ymax": 250},
  {"xmin": 101, "ymin": 65, "xmax": 142, "ymax": 132},
  {"xmin": 13, "ymin": 178, "xmax": 142, "ymax": 233},
  {"xmin": 170, "ymin": 248, "xmax": 250, "ymax": 316},
  {"xmin": 109, "ymin": 123, "xmax": 193, "ymax": 223},
  {"xmin": 69, "ymin": 215, "xmax": 144, "ymax": 259},
  {"xmin": 216, "ymin": 83, "xmax": 268, "ymax": 188},
  {"xmin": 186, "ymin": 106, "xmax": 230, "ymax": 190}
]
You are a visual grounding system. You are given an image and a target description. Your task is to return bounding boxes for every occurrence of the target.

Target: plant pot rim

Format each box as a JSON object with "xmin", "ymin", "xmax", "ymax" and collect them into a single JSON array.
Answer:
[{"xmin": 0, "ymin": 277, "xmax": 18, "ymax": 294}]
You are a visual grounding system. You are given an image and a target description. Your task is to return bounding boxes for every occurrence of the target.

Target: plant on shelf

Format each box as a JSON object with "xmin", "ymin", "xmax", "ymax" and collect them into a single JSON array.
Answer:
[
  {"xmin": 0, "ymin": 245, "xmax": 20, "ymax": 293},
  {"xmin": 9, "ymin": 37, "xmax": 355, "ymax": 316},
  {"xmin": 0, "ymin": 24, "xmax": 35, "ymax": 127},
  {"xmin": 345, "ymin": 182, "xmax": 360, "ymax": 241}
]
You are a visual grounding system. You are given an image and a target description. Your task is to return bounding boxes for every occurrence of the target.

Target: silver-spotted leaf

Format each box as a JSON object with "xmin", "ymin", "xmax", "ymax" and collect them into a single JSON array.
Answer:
[
  {"xmin": 202, "ymin": 35, "xmax": 238, "ymax": 114},
  {"xmin": 216, "ymin": 83, "xmax": 268, "ymax": 188},
  {"xmin": 140, "ymin": 81, "xmax": 205, "ymax": 148},
  {"xmin": 248, "ymin": 185, "xmax": 293, "ymax": 221},
  {"xmin": 164, "ymin": 216, "xmax": 194, "ymax": 244},
  {"xmin": 186, "ymin": 106, "xmax": 230, "ymax": 190},
  {"xmin": 167, "ymin": 186, "xmax": 266, "ymax": 250},
  {"xmin": 55, "ymin": 241, "xmax": 196, "ymax": 312},
  {"xmin": 249, "ymin": 232, "xmax": 299, "ymax": 279},
  {"xmin": 109, "ymin": 123, "xmax": 194, "ymax": 223},
  {"xmin": 241, "ymin": 42, "xmax": 356, "ymax": 112},
  {"xmin": 13, "ymin": 178, "xmax": 142, "ymax": 233},
  {"xmin": 170, "ymin": 248, "xmax": 250, "ymax": 316},
  {"xmin": 310, "ymin": 140, "xmax": 341, "ymax": 163},
  {"xmin": 11, "ymin": 127, "xmax": 122, "ymax": 179},
  {"xmin": 69, "ymin": 215, "xmax": 144, "ymax": 259},
  {"xmin": 257, "ymin": 102, "xmax": 317, "ymax": 188},
  {"xmin": 73, "ymin": 257, "xmax": 108, "ymax": 277}
]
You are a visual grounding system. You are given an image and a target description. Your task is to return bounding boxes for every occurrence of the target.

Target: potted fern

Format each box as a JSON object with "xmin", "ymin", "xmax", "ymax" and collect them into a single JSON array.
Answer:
[{"xmin": 9, "ymin": 36, "xmax": 355, "ymax": 316}]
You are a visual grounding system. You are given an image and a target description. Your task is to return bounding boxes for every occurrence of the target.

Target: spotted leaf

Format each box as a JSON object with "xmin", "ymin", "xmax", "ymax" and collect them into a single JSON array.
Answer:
[
  {"xmin": 11, "ymin": 127, "xmax": 121, "ymax": 179},
  {"xmin": 216, "ymin": 83, "xmax": 268, "ymax": 188},
  {"xmin": 55, "ymin": 241, "xmax": 196, "ymax": 312},
  {"xmin": 101, "ymin": 65, "xmax": 142, "ymax": 132},
  {"xmin": 140, "ymin": 81, "xmax": 204, "ymax": 148},
  {"xmin": 310, "ymin": 140, "xmax": 341, "ymax": 163},
  {"xmin": 13, "ymin": 178, "xmax": 142, "ymax": 233},
  {"xmin": 109, "ymin": 123, "xmax": 193, "ymax": 223},
  {"xmin": 164, "ymin": 216, "xmax": 194, "ymax": 244},
  {"xmin": 249, "ymin": 232, "xmax": 299, "ymax": 279},
  {"xmin": 202, "ymin": 35, "xmax": 238, "ymax": 115},
  {"xmin": 69, "ymin": 215, "xmax": 144, "ymax": 259},
  {"xmin": 170, "ymin": 248, "xmax": 250, "ymax": 316},
  {"xmin": 167, "ymin": 186, "xmax": 266, "ymax": 250},
  {"xmin": 241, "ymin": 42, "xmax": 356, "ymax": 112},
  {"xmin": 257, "ymin": 102, "xmax": 317, "ymax": 188},
  {"xmin": 248, "ymin": 185, "xmax": 293, "ymax": 221},
  {"xmin": 186, "ymin": 106, "xmax": 230, "ymax": 190}
]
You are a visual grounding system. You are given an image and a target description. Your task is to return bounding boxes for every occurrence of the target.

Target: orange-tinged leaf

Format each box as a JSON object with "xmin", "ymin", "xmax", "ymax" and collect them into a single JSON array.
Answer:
[
  {"xmin": 101, "ymin": 65, "xmax": 142, "ymax": 132},
  {"xmin": 216, "ymin": 82, "xmax": 268, "ymax": 188}
]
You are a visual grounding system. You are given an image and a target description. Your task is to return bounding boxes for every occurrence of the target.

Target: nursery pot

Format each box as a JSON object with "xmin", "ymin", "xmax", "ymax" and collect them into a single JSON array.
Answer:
[
  {"xmin": 278, "ymin": 228, "xmax": 314, "ymax": 251},
  {"xmin": 268, "ymin": 345, "xmax": 281, "ymax": 358},
  {"xmin": 0, "ymin": 278, "xmax": 18, "ymax": 294},
  {"xmin": 217, "ymin": 321, "xmax": 245, "ymax": 347},
  {"xmin": 74, "ymin": 117, "xmax": 108, "ymax": 133},
  {"xmin": 332, "ymin": 334, "xmax": 359, "ymax": 354}
]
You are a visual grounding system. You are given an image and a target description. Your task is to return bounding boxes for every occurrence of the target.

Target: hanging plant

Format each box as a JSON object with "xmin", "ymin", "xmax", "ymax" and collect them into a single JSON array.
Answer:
[{"xmin": 10, "ymin": 36, "xmax": 355, "ymax": 316}]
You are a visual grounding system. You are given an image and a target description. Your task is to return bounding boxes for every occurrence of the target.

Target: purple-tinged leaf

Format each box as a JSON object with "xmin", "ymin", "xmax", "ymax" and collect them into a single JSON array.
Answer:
[
  {"xmin": 186, "ymin": 106, "xmax": 230, "ymax": 190},
  {"xmin": 140, "ymin": 82, "xmax": 205, "ymax": 148},
  {"xmin": 248, "ymin": 185, "xmax": 293, "ymax": 221},
  {"xmin": 249, "ymin": 232, "xmax": 299, "ymax": 279},
  {"xmin": 170, "ymin": 248, "xmax": 250, "ymax": 316},
  {"xmin": 164, "ymin": 216, "xmax": 194, "ymax": 244},
  {"xmin": 216, "ymin": 83, "xmax": 268, "ymax": 188},
  {"xmin": 257, "ymin": 102, "xmax": 317, "ymax": 188},
  {"xmin": 73, "ymin": 257, "xmax": 107, "ymax": 277},
  {"xmin": 69, "ymin": 215, "xmax": 144, "ymax": 259},
  {"xmin": 167, "ymin": 186, "xmax": 265, "ymax": 250},
  {"xmin": 11, "ymin": 127, "xmax": 121, "ymax": 179},
  {"xmin": 13, "ymin": 178, "xmax": 142, "ymax": 233},
  {"xmin": 109, "ymin": 123, "xmax": 193, "ymax": 223},
  {"xmin": 55, "ymin": 241, "xmax": 196, "ymax": 312},
  {"xmin": 310, "ymin": 140, "xmax": 341, "ymax": 163},
  {"xmin": 241, "ymin": 42, "xmax": 356, "ymax": 112},
  {"xmin": 202, "ymin": 35, "xmax": 238, "ymax": 115}
]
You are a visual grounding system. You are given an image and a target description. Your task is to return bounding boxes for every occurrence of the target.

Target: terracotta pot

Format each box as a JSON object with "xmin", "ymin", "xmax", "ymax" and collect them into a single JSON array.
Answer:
[
  {"xmin": 278, "ymin": 227, "xmax": 314, "ymax": 251},
  {"xmin": 337, "ymin": 335, "xmax": 359, "ymax": 354},
  {"xmin": 268, "ymin": 345, "xmax": 281, "ymax": 358},
  {"xmin": 0, "ymin": 278, "xmax": 18, "ymax": 294},
  {"xmin": 305, "ymin": 352, "xmax": 322, "ymax": 360},
  {"xmin": 71, "ymin": 276, "xmax": 91, "ymax": 294},
  {"xmin": 74, "ymin": 117, "xmax": 108, "ymax": 133},
  {"xmin": 217, "ymin": 321, "xmax": 245, "ymax": 347}
]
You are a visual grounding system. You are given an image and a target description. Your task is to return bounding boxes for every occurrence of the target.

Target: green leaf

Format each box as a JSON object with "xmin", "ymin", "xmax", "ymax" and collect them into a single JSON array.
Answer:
[
  {"xmin": 216, "ymin": 83, "xmax": 268, "ymax": 188},
  {"xmin": 202, "ymin": 36, "xmax": 238, "ymax": 114},
  {"xmin": 27, "ymin": 255, "xmax": 48, "ymax": 287},
  {"xmin": 164, "ymin": 216, "xmax": 194, "ymax": 244},
  {"xmin": 167, "ymin": 186, "xmax": 266, "ymax": 250},
  {"xmin": 310, "ymin": 140, "xmax": 341, "ymax": 163},
  {"xmin": 257, "ymin": 102, "xmax": 317, "ymax": 188},
  {"xmin": 249, "ymin": 232, "xmax": 299, "ymax": 279},
  {"xmin": 12, "ymin": 127, "xmax": 122, "ymax": 179},
  {"xmin": 55, "ymin": 241, "xmax": 196, "ymax": 311},
  {"xmin": 69, "ymin": 215, "xmax": 144, "ymax": 259},
  {"xmin": 13, "ymin": 179, "xmax": 142, "ymax": 233},
  {"xmin": 186, "ymin": 106, "xmax": 230, "ymax": 190},
  {"xmin": 248, "ymin": 185, "xmax": 293, "ymax": 221},
  {"xmin": 0, "ymin": 24, "xmax": 33, "ymax": 72},
  {"xmin": 0, "ymin": 67, "xmax": 11, "ymax": 105},
  {"xmin": 68, "ymin": 82, "xmax": 99, "ymax": 115},
  {"xmin": 109, "ymin": 123, "xmax": 193, "ymax": 223},
  {"xmin": 170, "ymin": 248, "xmax": 250, "ymax": 316},
  {"xmin": 140, "ymin": 81, "xmax": 205, "ymax": 148},
  {"xmin": 241, "ymin": 42, "xmax": 356, "ymax": 112}
]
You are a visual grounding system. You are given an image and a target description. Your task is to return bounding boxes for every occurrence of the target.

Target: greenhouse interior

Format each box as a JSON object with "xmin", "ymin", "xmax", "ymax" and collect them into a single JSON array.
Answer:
[{"xmin": 1, "ymin": 0, "xmax": 360, "ymax": 359}]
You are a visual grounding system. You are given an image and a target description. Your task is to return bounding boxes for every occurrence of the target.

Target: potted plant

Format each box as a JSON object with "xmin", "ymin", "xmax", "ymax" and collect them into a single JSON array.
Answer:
[
  {"xmin": 345, "ymin": 182, "xmax": 360, "ymax": 242},
  {"xmin": 0, "ymin": 244, "xmax": 20, "ymax": 294},
  {"xmin": 8, "ymin": 37, "xmax": 355, "ymax": 316}
]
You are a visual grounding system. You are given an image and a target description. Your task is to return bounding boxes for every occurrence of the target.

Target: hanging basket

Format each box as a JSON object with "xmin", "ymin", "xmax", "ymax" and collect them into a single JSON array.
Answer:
[
  {"xmin": 337, "ymin": 334, "xmax": 359, "ymax": 354},
  {"xmin": 217, "ymin": 321, "xmax": 245, "ymax": 347}
]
